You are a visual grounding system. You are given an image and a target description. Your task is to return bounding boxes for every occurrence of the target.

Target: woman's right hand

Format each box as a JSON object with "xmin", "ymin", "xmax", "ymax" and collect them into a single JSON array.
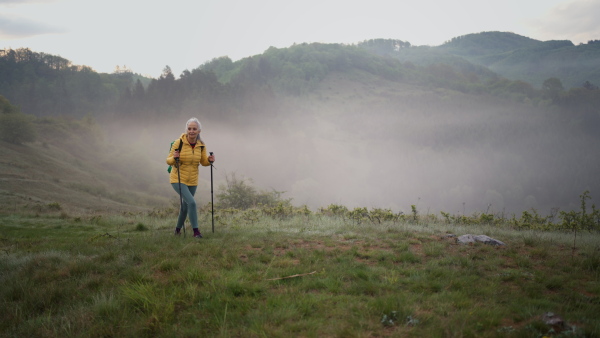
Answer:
[{"xmin": 174, "ymin": 151, "xmax": 180, "ymax": 159}]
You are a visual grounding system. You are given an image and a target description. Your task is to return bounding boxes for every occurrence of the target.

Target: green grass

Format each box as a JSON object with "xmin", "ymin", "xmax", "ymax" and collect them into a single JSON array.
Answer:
[{"xmin": 1, "ymin": 210, "xmax": 599, "ymax": 337}]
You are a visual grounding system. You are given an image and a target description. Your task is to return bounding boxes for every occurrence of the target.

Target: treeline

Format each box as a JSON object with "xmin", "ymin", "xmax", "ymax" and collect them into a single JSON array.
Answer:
[
  {"xmin": 0, "ymin": 48, "xmax": 274, "ymax": 124},
  {"xmin": 0, "ymin": 48, "xmax": 129, "ymax": 117},
  {"xmin": 1, "ymin": 43, "xmax": 599, "ymax": 123},
  {"xmin": 440, "ymin": 31, "xmax": 542, "ymax": 56},
  {"xmin": 115, "ymin": 65, "xmax": 230, "ymax": 118},
  {"xmin": 202, "ymin": 43, "xmax": 408, "ymax": 95},
  {"xmin": 357, "ymin": 39, "xmax": 600, "ymax": 116},
  {"xmin": 204, "ymin": 41, "xmax": 600, "ymax": 118}
]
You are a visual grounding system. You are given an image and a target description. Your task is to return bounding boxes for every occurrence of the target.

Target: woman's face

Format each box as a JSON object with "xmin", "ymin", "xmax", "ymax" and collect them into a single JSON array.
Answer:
[{"xmin": 187, "ymin": 122, "xmax": 200, "ymax": 140}]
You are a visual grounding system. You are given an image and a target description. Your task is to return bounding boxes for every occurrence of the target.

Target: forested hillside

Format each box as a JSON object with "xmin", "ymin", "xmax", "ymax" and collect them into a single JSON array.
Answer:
[
  {"xmin": 3, "ymin": 38, "xmax": 599, "ymax": 119},
  {"xmin": 358, "ymin": 32, "xmax": 600, "ymax": 89},
  {"xmin": 0, "ymin": 49, "xmax": 132, "ymax": 117},
  {"xmin": 1, "ymin": 37, "xmax": 599, "ymax": 215}
]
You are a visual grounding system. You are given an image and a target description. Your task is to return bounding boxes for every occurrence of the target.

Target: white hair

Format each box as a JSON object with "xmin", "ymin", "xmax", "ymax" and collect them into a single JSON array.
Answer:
[{"xmin": 186, "ymin": 117, "xmax": 205, "ymax": 144}]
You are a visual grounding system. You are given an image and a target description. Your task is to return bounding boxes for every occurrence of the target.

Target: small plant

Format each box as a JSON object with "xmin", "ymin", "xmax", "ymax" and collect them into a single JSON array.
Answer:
[
  {"xmin": 381, "ymin": 311, "xmax": 399, "ymax": 327},
  {"xmin": 368, "ymin": 208, "xmax": 399, "ymax": 224},
  {"xmin": 47, "ymin": 202, "xmax": 62, "ymax": 210},
  {"xmin": 261, "ymin": 202, "xmax": 294, "ymax": 219},
  {"xmin": 405, "ymin": 315, "xmax": 420, "ymax": 326},
  {"xmin": 135, "ymin": 223, "xmax": 148, "ymax": 231},
  {"xmin": 479, "ymin": 213, "xmax": 494, "ymax": 224},
  {"xmin": 511, "ymin": 209, "xmax": 549, "ymax": 230},
  {"xmin": 558, "ymin": 191, "xmax": 599, "ymax": 256},
  {"xmin": 349, "ymin": 207, "xmax": 368, "ymax": 224},
  {"xmin": 295, "ymin": 205, "xmax": 312, "ymax": 218},
  {"xmin": 411, "ymin": 204, "xmax": 418, "ymax": 222},
  {"xmin": 242, "ymin": 209, "xmax": 260, "ymax": 224},
  {"xmin": 158, "ymin": 260, "xmax": 179, "ymax": 272},
  {"xmin": 440, "ymin": 211, "xmax": 451, "ymax": 223},
  {"xmin": 318, "ymin": 204, "xmax": 349, "ymax": 218}
]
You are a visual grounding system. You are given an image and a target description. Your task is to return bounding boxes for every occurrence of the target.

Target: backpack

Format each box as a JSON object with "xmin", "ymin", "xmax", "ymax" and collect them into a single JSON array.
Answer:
[{"xmin": 167, "ymin": 138, "xmax": 184, "ymax": 173}]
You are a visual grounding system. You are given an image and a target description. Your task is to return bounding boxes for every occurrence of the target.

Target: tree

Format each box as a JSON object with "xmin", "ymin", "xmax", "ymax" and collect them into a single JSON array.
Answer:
[
  {"xmin": 133, "ymin": 79, "xmax": 145, "ymax": 100},
  {"xmin": 542, "ymin": 77, "xmax": 564, "ymax": 103},
  {"xmin": 582, "ymin": 81, "xmax": 599, "ymax": 90},
  {"xmin": 161, "ymin": 66, "xmax": 175, "ymax": 81},
  {"xmin": 0, "ymin": 95, "xmax": 36, "ymax": 144},
  {"xmin": 0, "ymin": 95, "xmax": 18, "ymax": 114},
  {"xmin": 561, "ymin": 87, "xmax": 600, "ymax": 116}
]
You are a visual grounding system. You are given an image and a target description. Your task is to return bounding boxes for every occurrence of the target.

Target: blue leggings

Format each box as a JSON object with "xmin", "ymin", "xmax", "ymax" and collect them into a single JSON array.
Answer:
[{"xmin": 171, "ymin": 183, "xmax": 198, "ymax": 229}]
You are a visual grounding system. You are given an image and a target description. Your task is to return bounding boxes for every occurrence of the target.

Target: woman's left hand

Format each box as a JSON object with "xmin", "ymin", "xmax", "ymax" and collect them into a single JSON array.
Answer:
[{"xmin": 208, "ymin": 154, "xmax": 215, "ymax": 163}]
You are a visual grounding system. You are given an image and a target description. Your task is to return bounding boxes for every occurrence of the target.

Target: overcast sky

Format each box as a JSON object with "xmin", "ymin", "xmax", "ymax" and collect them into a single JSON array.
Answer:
[{"xmin": 1, "ymin": 0, "xmax": 599, "ymax": 78}]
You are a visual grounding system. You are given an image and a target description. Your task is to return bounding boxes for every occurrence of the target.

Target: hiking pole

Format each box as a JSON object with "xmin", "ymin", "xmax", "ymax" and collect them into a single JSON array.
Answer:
[
  {"xmin": 175, "ymin": 156, "xmax": 185, "ymax": 238},
  {"xmin": 175, "ymin": 140, "xmax": 185, "ymax": 237},
  {"xmin": 209, "ymin": 152, "xmax": 215, "ymax": 233}
]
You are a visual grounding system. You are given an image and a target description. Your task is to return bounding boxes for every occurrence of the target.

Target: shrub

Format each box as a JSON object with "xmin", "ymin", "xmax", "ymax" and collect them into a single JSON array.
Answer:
[
  {"xmin": 318, "ymin": 204, "xmax": 349, "ymax": 218},
  {"xmin": 47, "ymin": 202, "xmax": 62, "ymax": 211},
  {"xmin": 0, "ymin": 112, "xmax": 37, "ymax": 144},
  {"xmin": 135, "ymin": 223, "xmax": 149, "ymax": 231},
  {"xmin": 558, "ymin": 191, "xmax": 599, "ymax": 232},
  {"xmin": 216, "ymin": 173, "xmax": 290, "ymax": 210}
]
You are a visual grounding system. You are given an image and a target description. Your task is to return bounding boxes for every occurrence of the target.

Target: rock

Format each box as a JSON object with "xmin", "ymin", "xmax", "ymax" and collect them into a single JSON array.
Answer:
[
  {"xmin": 542, "ymin": 312, "xmax": 571, "ymax": 332},
  {"xmin": 457, "ymin": 234, "xmax": 505, "ymax": 246}
]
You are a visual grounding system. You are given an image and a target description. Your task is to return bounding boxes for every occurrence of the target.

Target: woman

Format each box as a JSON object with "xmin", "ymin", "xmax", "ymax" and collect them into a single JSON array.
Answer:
[{"xmin": 166, "ymin": 117, "xmax": 215, "ymax": 238}]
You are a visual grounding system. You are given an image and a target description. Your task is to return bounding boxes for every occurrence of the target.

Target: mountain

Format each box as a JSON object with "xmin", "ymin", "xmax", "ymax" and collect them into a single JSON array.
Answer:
[
  {"xmin": 360, "ymin": 32, "xmax": 600, "ymax": 89},
  {"xmin": 440, "ymin": 32, "xmax": 600, "ymax": 89}
]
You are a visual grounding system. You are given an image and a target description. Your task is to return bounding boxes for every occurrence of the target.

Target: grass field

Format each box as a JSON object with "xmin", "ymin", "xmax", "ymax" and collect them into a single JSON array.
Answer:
[{"xmin": 1, "ymin": 208, "xmax": 599, "ymax": 337}]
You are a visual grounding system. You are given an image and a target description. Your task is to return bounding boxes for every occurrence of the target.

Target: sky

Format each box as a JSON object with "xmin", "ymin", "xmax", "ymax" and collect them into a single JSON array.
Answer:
[{"xmin": 1, "ymin": 0, "xmax": 600, "ymax": 78}]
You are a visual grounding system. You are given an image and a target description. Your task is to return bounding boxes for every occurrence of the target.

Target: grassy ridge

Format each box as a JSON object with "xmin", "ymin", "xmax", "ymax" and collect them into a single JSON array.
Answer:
[{"xmin": 1, "ymin": 208, "xmax": 599, "ymax": 337}]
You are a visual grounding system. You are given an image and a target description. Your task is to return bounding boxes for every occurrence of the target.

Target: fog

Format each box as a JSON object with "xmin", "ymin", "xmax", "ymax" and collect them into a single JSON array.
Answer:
[{"xmin": 106, "ymin": 77, "xmax": 599, "ymax": 216}]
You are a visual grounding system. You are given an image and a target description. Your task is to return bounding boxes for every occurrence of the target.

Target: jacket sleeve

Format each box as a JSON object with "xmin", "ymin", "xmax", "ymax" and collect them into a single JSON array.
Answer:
[
  {"xmin": 199, "ymin": 145, "xmax": 210, "ymax": 167},
  {"xmin": 166, "ymin": 139, "xmax": 181, "ymax": 166}
]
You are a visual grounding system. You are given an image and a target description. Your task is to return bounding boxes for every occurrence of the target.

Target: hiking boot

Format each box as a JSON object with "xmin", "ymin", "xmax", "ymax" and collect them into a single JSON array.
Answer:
[
  {"xmin": 174, "ymin": 227, "xmax": 181, "ymax": 236},
  {"xmin": 193, "ymin": 229, "xmax": 203, "ymax": 238}
]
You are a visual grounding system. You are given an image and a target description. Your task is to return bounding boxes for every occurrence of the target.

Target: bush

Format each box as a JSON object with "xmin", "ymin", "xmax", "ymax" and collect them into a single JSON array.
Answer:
[
  {"xmin": 0, "ymin": 112, "xmax": 37, "ymax": 144},
  {"xmin": 216, "ymin": 173, "xmax": 290, "ymax": 210},
  {"xmin": 134, "ymin": 223, "xmax": 148, "ymax": 231},
  {"xmin": 558, "ymin": 191, "xmax": 599, "ymax": 232}
]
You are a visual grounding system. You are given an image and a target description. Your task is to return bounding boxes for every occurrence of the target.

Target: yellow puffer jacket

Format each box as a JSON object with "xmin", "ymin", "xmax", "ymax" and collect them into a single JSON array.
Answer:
[{"xmin": 166, "ymin": 133, "xmax": 210, "ymax": 186}]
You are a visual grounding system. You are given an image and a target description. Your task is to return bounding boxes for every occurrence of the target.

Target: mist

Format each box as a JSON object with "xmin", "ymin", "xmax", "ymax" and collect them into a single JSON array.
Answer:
[{"xmin": 103, "ymin": 74, "xmax": 599, "ymax": 216}]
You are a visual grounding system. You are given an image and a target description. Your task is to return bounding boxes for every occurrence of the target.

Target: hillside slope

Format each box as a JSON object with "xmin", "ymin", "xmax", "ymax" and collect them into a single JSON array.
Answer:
[
  {"xmin": 483, "ymin": 41, "xmax": 600, "ymax": 88},
  {"xmin": 0, "ymin": 118, "xmax": 171, "ymax": 215}
]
